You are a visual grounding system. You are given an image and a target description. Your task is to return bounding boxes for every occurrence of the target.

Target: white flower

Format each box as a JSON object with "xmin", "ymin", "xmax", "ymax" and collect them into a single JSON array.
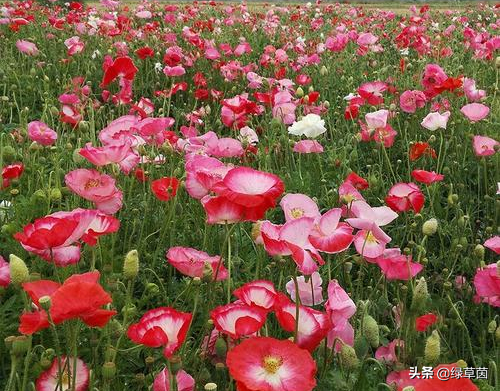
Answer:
[
  {"xmin": 154, "ymin": 62, "xmax": 163, "ymax": 73},
  {"xmin": 399, "ymin": 48, "xmax": 409, "ymax": 56},
  {"xmin": 0, "ymin": 200, "xmax": 12, "ymax": 219},
  {"xmin": 288, "ymin": 114, "xmax": 326, "ymax": 139},
  {"xmin": 91, "ymin": 49, "xmax": 101, "ymax": 59}
]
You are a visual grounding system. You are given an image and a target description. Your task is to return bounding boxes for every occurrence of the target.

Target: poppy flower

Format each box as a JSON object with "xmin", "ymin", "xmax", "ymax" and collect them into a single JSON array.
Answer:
[
  {"xmin": 166, "ymin": 246, "xmax": 228, "ymax": 281},
  {"xmin": 345, "ymin": 172, "xmax": 369, "ymax": 190},
  {"xmin": 127, "ymin": 307, "xmax": 192, "ymax": 357},
  {"xmin": 293, "ymin": 140, "xmax": 324, "ymax": 154},
  {"xmin": 20, "ymin": 271, "xmax": 116, "ymax": 334},
  {"xmin": 461, "ymin": 103, "xmax": 489, "ymax": 122},
  {"xmin": 16, "ymin": 40, "xmax": 39, "ymax": 55},
  {"xmin": 65, "ymin": 169, "xmax": 123, "ymax": 214},
  {"xmin": 411, "ymin": 170, "xmax": 444, "ymax": 185},
  {"xmin": 226, "ymin": 337, "xmax": 317, "ymax": 391},
  {"xmin": 79, "ymin": 141, "xmax": 140, "ymax": 174},
  {"xmin": 211, "ymin": 166, "xmax": 284, "ymax": 222},
  {"xmin": 473, "ymin": 263, "xmax": 500, "ymax": 307},
  {"xmin": 309, "ymin": 208, "xmax": 354, "ymax": 254},
  {"xmin": 2, "ymin": 163, "xmax": 24, "ymax": 188},
  {"xmin": 274, "ymin": 293, "xmax": 330, "ymax": 352},
  {"xmin": 36, "ymin": 356, "xmax": 89, "ymax": 391},
  {"xmin": 0, "ymin": 256, "xmax": 10, "ymax": 287},
  {"xmin": 201, "ymin": 195, "xmax": 245, "ymax": 224},
  {"xmin": 153, "ymin": 368, "xmax": 195, "ymax": 391},
  {"xmin": 375, "ymin": 339, "xmax": 404, "ymax": 363},
  {"xmin": 233, "ymin": 280, "xmax": 277, "ymax": 310},
  {"xmin": 484, "ymin": 236, "xmax": 500, "ymax": 254},
  {"xmin": 394, "ymin": 364, "xmax": 478, "ymax": 391},
  {"xmin": 285, "ymin": 272, "xmax": 324, "ymax": 306},
  {"xmin": 472, "ymin": 135, "xmax": 498, "ymax": 157},
  {"xmin": 135, "ymin": 46, "xmax": 154, "ymax": 60},
  {"xmin": 415, "ymin": 313, "xmax": 438, "ymax": 332},
  {"xmin": 463, "ymin": 78, "xmax": 486, "ymax": 102},
  {"xmin": 385, "ymin": 183, "xmax": 425, "ymax": 213},
  {"xmin": 358, "ymin": 81, "xmax": 387, "ymax": 105},
  {"xmin": 210, "ymin": 303, "xmax": 267, "ymax": 339},
  {"xmin": 151, "ymin": 177, "xmax": 180, "ymax": 201},
  {"xmin": 101, "ymin": 56, "xmax": 138, "ymax": 88},
  {"xmin": 421, "ymin": 111, "xmax": 450, "ymax": 131},
  {"xmin": 279, "ymin": 193, "xmax": 320, "ymax": 223},
  {"xmin": 409, "ymin": 142, "xmax": 437, "ymax": 161},
  {"xmin": 27, "ymin": 121, "xmax": 58, "ymax": 146},
  {"xmin": 399, "ymin": 90, "xmax": 426, "ymax": 113}
]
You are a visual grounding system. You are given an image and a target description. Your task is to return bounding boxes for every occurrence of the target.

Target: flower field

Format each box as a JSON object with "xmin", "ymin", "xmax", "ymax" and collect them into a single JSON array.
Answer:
[{"xmin": 0, "ymin": 1, "xmax": 499, "ymax": 390}]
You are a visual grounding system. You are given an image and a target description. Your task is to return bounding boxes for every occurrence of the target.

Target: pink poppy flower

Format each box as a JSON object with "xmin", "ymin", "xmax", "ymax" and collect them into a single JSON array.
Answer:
[
  {"xmin": 385, "ymin": 182, "xmax": 425, "ymax": 213},
  {"xmin": 238, "ymin": 126, "xmax": 259, "ymax": 145},
  {"xmin": 484, "ymin": 236, "xmax": 500, "ymax": 254},
  {"xmin": 463, "ymin": 78, "xmax": 486, "ymax": 102},
  {"xmin": 293, "ymin": 140, "xmax": 324, "ymax": 153},
  {"xmin": 64, "ymin": 36, "xmax": 85, "ymax": 56},
  {"xmin": 357, "ymin": 32, "xmax": 379, "ymax": 46},
  {"xmin": 461, "ymin": 103, "xmax": 489, "ymax": 122},
  {"xmin": 36, "ymin": 356, "xmax": 88, "ymax": 391},
  {"xmin": 375, "ymin": 339, "xmax": 404, "ymax": 363},
  {"xmin": 473, "ymin": 264, "xmax": 500, "ymax": 307},
  {"xmin": 65, "ymin": 169, "xmax": 123, "ymax": 214},
  {"xmin": 206, "ymin": 137, "xmax": 244, "ymax": 158},
  {"xmin": 200, "ymin": 195, "xmax": 245, "ymax": 225},
  {"xmin": 210, "ymin": 166, "xmax": 284, "ymax": 222},
  {"xmin": 309, "ymin": 208, "xmax": 354, "ymax": 254},
  {"xmin": 360, "ymin": 109, "xmax": 397, "ymax": 148},
  {"xmin": 325, "ymin": 280, "xmax": 356, "ymax": 351},
  {"xmin": 233, "ymin": 280, "xmax": 277, "ymax": 310},
  {"xmin": 472, "ymin": 135, "xmax": 498, "ymax": 157},
  {"xmin": 79, "ymin": 141, "xmax": 140, "ymax": 174},
  {"xmin": 373, "ymin": 248, "xmax": 423, "ymax": 280},
  {"xmin": 421, "ymin": 64, "xmax": 448, "ymax": 91},
  {"xmin": 358, "ymin": 81, "xmax": 387, "ymax": 105},
  {"xmin": 411, "ymin": 169, "xmax": 444, "ymax": 185},
  {"xmin": 274, "ymin": 293, "xmax": 330, "ymax": 352},
  {"xmin": 163, "ymin": 65, "xmax": 186, "ymax": 77},
  {"xmin": 279, "ymin": 193, "xmax": 320, "ymax": 222},
  {"xmin": 27, "ymin": 121, "xmax": 57, "ymax": 146},
  {"xmin": 347, "ymin": 200, "xmax": 399, "ymax": 227},
  {"xmin": 421, "ymin": 111, "xmax": 450, "ymax": 131},
  {"xmin": 127, "ymin": 307, "xmax": 192, "ymax": 357},
  {"xmin": 184, "ymin": 155, "xmax": 231, "ymax": 199},
  {"xmin": 136, "ymin": 10, "xmax": 152, "ymax": 19},
  {"xmin": 0, "ymin": 256, "xmax": 10, "ymax": 287},
  {"xmin": 211, "ymin": 302, "xmax": 267, "ymax": 339},
  {"xmin": 339, "ymin": 182, "xmax": 365, "ymax": 204},
  {"xmin": 399, "ymin": 90, "xmax": 426, "ymax": 113},
  {"xmin": 153, "ymin": 369, "xmax": 194, "ymax": 391},
  {"xmin": 16, "ymin": 40, "xmax": 39, "ymax": 55},
  {"xmin": 166, "ymin": 246, "xmax": 228, "ymax": 281},
  {"xmin": 285, "ymin": 272, "xmax": 324, "ymax": 306}
]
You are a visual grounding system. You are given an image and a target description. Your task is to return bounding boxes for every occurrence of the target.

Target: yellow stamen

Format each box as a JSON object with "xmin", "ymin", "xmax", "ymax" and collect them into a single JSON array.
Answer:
[{"xmin": 262, "ymin": 355, "xmax": 282, "ymax": 374}]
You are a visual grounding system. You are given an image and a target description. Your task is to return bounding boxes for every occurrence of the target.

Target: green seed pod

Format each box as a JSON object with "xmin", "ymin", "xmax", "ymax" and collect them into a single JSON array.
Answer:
[
  {"xmin": 340, "ymin": 344, "xmax": 360, "ymax": 371},
  {"xmin": 123, "ymin": 250, "xmax": 139, "ymax": 280},
  {"xmin": 49, "ymin": 188, "xmax": 62, "ymax": 202},
  {"xmin": 4, "ymin": 336, "xmax": 15, "ymax": 351},
  {"xmin": 362, "ymin": 315, "xmax": 380, "ymax": 348},
  {"xmin": 102, "ymin": 362, "xmax": 116, "ymax": 380},
  {"xmin": 169, "ymin": 355, "xmax": 183, "ymax": 374},
  {"xmin": 12, "ymin": 336, "xmax": 30, "ymax": 357},
  {"xmin": 9, "ymin": 254, "xmax": 29, "ymax": 286},
  {"xmin": 424, "ymin": 330, "xmax": 440, "ymax": 364},
  {"xmin": 1, "ymin": 146, "xmax": 17, "ymax": 163},
  {"xmin": 473, "ymin": 244, "xmax": 485, "ymax": 261},
  {"xmin": 411, "ymin": 277, "xmax": 429, "ymax": 311}
]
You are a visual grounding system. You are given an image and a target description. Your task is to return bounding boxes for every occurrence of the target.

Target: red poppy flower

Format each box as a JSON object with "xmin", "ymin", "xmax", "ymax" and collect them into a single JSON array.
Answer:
[
  {"xmin": 415, "ymin": 313, "xmax": 438, "ymax": 332},
  {"xmin": 409, "ymin": 142, "xmax": 437, "ymax": 161},
  {"xmin": 135, "ymin": 46, "xmax": 154, "ymax": 60},
  {"xmin": 2, "ymin": 162, "xmax": 24, "ymax": 188},
  {"xmin": 226, "ymin": 337, "xmax": 317, "ymax": 391},
  {"xmin": 127, "ymin": 307, "xmax": 192, "ymax": 357},
  {"xmin": 101, "ymin": 56, "xmax": 138, "ymax": 88},
  {"xmin": 345, "ymin": 172, "xmax": 369, "ymax": 190},
  {"xmin": 411, "ymin": 170, "xmax": 444, "ymax": 185},
  {"xmin": 151, "ymin": 177, "xmax": 180, "ymax": 201},
  {"xmin": 19, "ymin": 271, "xmax": 116, "ymax": 335}
]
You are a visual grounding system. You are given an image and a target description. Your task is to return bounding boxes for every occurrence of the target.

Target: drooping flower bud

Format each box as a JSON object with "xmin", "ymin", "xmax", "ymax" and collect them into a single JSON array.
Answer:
[
  {"xmin": 340, "ymin": 344, "xmax": 360, "ymax": 370},
  {"xmin": 422, "ymin": 218, "xmax": 438, "ymax": 236},
  {"xmin": 411, "ymin": 277, "xmax": 429, "ymax": 311},
  {"xmin": 9, "ymin": 254, "xmax": 29, "ymax": 286},
  {"xmin": 362, "ymin": 315, "xmax": 380, "ymax": 348},
  {"xmin": 123, "ymin": 250, "xmax": 139, "ymax": 280},
  {"xmin": 424, "ymin": 330, "xmax": 440, "ymax": 364}
]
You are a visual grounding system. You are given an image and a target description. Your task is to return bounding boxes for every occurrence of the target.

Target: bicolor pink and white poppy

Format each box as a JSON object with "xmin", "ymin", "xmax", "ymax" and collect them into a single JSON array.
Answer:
[
  {"xmin": 233, "ymin": 280, "xmax": 277, "ymax": 310},
  {"xmin": 166, "ymin": 246, "xmax": 228, "ymax": 281},
  {"xmin": 210, "ymin": 302, "xmax": 267, "ymax": 339},
  {"xmin": 36, "ymin": 356, "xmax": 89, "ymax": 391},
  {"xmin": 385, "ymin": 183, "xmax": 425, "ymax": 213},
  {"xmin": 309, "ymin": 208, "xmax": 354, "ymax": 254},
  {"xmin": 153, "ymin": 368, "xmax": 195, "ymax": 391}
]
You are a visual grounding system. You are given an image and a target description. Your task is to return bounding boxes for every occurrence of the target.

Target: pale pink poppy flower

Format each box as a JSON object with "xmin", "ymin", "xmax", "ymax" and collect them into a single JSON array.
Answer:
[
  {"xmin": 166, "ymin": 246, "xmax": 227, "ymax": 281},
  {"xmin": 357, "ymin": 32, "xmax": 378, "ymax": 46},
  {"xmin": 100, "ymin": 0, "xmax": 120, "ymax": 9},
  {"xmin": 375, "ymin": 339, "xmax": 404, "ymax": 363},
  {"xmin": 206, "ymin": 137, "xmax": 244, "ymax": 158},
  {"xmin": 64, "ymin": 36, "xmax": 85, "ymax": 56},
  {"xmin": 455, "ymin": 275, "xmax": 467, "ymax": 290},
  {"xmin": 204, "ymin": 47, "xmax": 221, "ymax": 60},
  {"xmin": 16, "ymin": 40, "xmax": 39, "ymax": 55},
  {"xmin": 372, "ymin": 248, "xmax": 423, "ymax": 280},
  {"xmin": 286, "ymin": 272, "xmax": 324, "ymax": 306},
  {"xmin": 136, "ymin": 10, "xmax": 152, "ymax": 19},
  {"xmin": 346, "ymin": 200, "xmax": 398, "ymax": 227},
  {"xmin": 461, "ymin": 103, "xmax": 490, "ymax": 122},
  {"xmin": 421, "ymin": 111, "xmax": 450, "ymax": 131},
  {"xmin": 163, "ymin": 65, "xmax": 186, "ymax": 77},
  {"xmin": 65, "ymin": 169, "xmax": 123, "ymax": 214},
  {"xmin": 238, "ymin": 126, "xmax": 259, "ymax": 145},
  {"xmin": 339, "ymin": 182, "xmax": 365, "ymax": 204},
  {"xmin": 327, "ymin": 319, "xmax": 354, "ymax": 352},
  {"xmin": 473, "ymin": 263, "xmax": 500, "ymax": 307},
  {"xmin": 153, "ymin": 369, "xmax": 194, "ymax": 391},
  {"xmin": 463, "ymin": 78, "xmax": 486, "ymax": 102},
  {"xmin": 79, "ymin": 141, "xmax": 140, "ymax": 174},
  {"xmin": 358, "ymin": 81, "xmax": 387, "ymax": 105},
  {"xmin": 293, "ymin": 140, "xmax": 324, "ymax": 153},
  {"xmin": 184, "ymin": 154, "xmax": 231, "ymax": 200},
  {"xmin": 325, "ymin": 279, "xmax": 355, "ymax": 351},
  {"xmin": 473, "ymin": 135, "xmax": 498, "ymax": 156},
  {"xmin": 0, "ymin": 256, "xmax": 10, "ymax": 287},
  {"xmin": 280, "ymin": 193, "xmax": 320, "ymax": 222},
  {"xmin": 27, "ymin": 121, "xmax": 58, "ymax": 146}
]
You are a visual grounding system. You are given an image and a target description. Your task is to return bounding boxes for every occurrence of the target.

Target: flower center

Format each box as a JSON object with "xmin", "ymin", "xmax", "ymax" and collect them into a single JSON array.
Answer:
[
  {"xmin": 263, "ymin": 355, "xmax": 283, "ymax": 374},
  {"xmin": 84, "ymin": 179, "xmax": 100, "ymax": 190},
  {"xmin": 290, "ymin": 208, "xmax": 304, "ymax": 219},
  {"xmin": 365, "ymin": 231, "xmax": 378, "ymax": 244}
]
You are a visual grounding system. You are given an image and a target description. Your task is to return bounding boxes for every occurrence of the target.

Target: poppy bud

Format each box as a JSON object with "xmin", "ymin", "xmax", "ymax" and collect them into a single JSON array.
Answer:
[
  {"xmin": 102, "ymin": 362, "xmax": 116, "ymax": 380},
  {"xmin": 145, "ymin": 356, "xmax": 155, "ymax": 367},
  {"xmin": 353, "ymin": 335, "xmax": 369, "ymax": 358},
  {"xmin": 145, "ymin": 283, "xmax": 160, "ymax": 295},
  {"xmin": 169, "ymin": 356, "xmax": 182, "ymax": 374},
  {"xmin": 295, "ymin": 87, "xmax": 304, "ymax": 97},
  {"xmin": 324, "ymin": 100, "xmax": 330, "ymax": 108},
  {"xmin": 402, "ymin": 387, "xmax": 415, "ymax": 391},
  {"xmin": 320, "ymin": 65, "xmax": 328, "ymax": 76},
  {"xmin": 496, "ymin": 326, "xmax": 500, "ymax": 342},
  {"xmin": 215, "ymin": 337, "xmax": 227, "ymax": 357},
  {"xmin": 49, "ymin": 106, "xmax": 59, "ymax": 117},
  {"xmin": 32, "ymin": 189, "xmax": 47, "ymax": 203},
  {"xmin": 303, "ymin": 95, "xmax": 309, "ymax": 104},
  {"xmin": 9, "ymin": 254, "xmax": 29, "ymax": 286},
  {"xmin": 215, "ymin": 362, "xmax": 226, "ymax": 371},
  {"xmin": 488, "ymin": 320, "xmax": 497, "ymax": 334},
  {"xmin": 204, "ymin": 383, "xmax": 217, "ymax": 391},
  {"xmin": 202, "ymin": 262, "xmax": 214, "ymax": 282},
  {"xmin": 424, "ymin": 330, "xmax": 440, "ymax": 364},
  {"xmin": 473, "ymin": 244, "xmax": 485, "ymax": 261},
  {"xmin": 340, "ymin": 344, "xmax": 359, "ymax": 370},
  {"xmin": 411, "ymin": 277, "xmax": 429, "ymax": 311},
  {"xmin": 123, "ymin": 250, "xmax": 139, "ymax": 280},
  {"xmin": 1, "ymin": 146, "xmax": 17, "ymax": 163},
  {"xmin": 122, "ymin": 304, "xmax": 137, "ymax": 318},
  {"xmin": 495, "ymin": 56, "xmax": 500, "ymax": 69},
  {"xmin": 78, "ymin": 121, "xmax": 89, "ymax": 132},
  {"xmin": 49, "ymin": 188, "xmax": 62, "ymax": 202},
  {"xmin": 39, "ymin": 296, "xmax": 52, "ymax": 311},
  {"xmin": 422, "ymin": 218, "xmax": 438, "ymax": 236},
  {"xmin": 362, "ymin": 315, "xmax": 380, "ymax": 348}
]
